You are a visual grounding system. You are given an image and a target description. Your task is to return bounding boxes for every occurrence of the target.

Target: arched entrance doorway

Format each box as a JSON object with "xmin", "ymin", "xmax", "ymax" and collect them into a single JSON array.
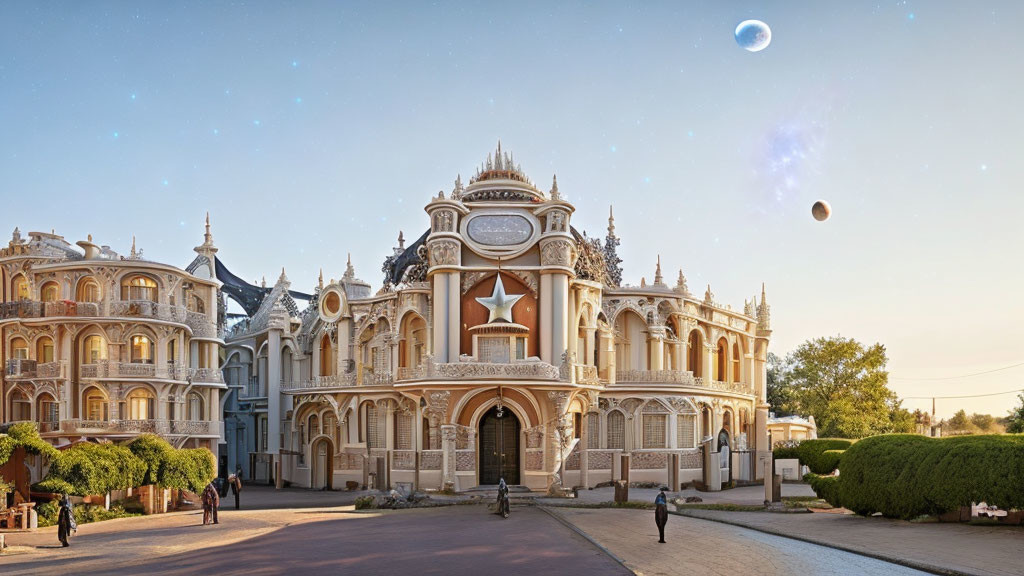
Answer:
[
  {"xmin": 717, "ymin": 428, "xmax": 731, "ymax": 483},
  {"xmin": 311, "ymin": 437, "xmax": 334, "ymax": 490},
  {"xmin": 478, "ymin": 406, "xmax": 520, "ymax": 485}
]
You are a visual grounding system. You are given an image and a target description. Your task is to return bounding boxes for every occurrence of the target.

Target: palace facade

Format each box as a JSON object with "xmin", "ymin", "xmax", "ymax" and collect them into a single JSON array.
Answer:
[
  {"xmin": 0, "ymin": 222, "xmax": 225, "ymax": 478},
  {"xmin": 222, "ymin": 145, "xmax": 774, "ymax": 492}
]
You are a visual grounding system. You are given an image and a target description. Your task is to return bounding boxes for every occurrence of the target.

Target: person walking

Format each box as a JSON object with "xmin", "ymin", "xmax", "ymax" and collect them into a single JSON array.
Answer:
[
  {"xmin": 654, "ymin": 489, "xmax": 669, "ymax": 543},
  {"xmin": 201, "ymin": 481, "xmax": 220, "ymax": 525},
  {"xmin": 229, "ymin": 472, "xmax": 243, "ymax": 510},
  {"xmin": 57, "ymin": 494, "xmax": 77, "ymax": 547}
]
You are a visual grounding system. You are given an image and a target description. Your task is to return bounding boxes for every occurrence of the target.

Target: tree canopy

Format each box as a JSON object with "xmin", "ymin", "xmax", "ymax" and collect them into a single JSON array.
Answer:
[{"xmin": 1007, "ymin": 393, "xmax": 1024, "ymax": 434}]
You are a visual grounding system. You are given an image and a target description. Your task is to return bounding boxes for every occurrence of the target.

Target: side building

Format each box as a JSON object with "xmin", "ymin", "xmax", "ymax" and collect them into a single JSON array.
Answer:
[
  {"xmin": 221, "ymin": 145, "xmax": 774, "ymax": 492},
  {"xmin": 0, "ymin": 222, "xmax": 225, "ymax": 482}
]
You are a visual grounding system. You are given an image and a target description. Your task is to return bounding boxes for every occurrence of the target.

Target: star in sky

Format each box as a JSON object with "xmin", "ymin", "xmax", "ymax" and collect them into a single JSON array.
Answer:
[{"xmin": 475, "ymin": 274, "xmax": 523, "ymax": 324}]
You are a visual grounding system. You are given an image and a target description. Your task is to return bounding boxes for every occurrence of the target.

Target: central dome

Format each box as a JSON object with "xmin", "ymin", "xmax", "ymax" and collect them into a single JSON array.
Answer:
[{"xmin": 461, "ymin": 142, "xmax": 546, "ymax": 203}]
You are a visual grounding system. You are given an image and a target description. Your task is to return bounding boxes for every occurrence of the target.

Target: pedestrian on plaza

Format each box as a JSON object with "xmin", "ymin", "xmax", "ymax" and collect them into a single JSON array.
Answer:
[
  {"xmin": 228, "ymin": 472, "xmax": 243, "ymax": 510},
  {"xmin": 654, "ymin": 488, "xmax": 668, "ymax": 543},
  {"xmin": 201, "ymin": 481, "xmax": 220, "ymax": 525},
  {"xmin": 57, "ymin": 493, "xmax": 77, "ymax": 548}
]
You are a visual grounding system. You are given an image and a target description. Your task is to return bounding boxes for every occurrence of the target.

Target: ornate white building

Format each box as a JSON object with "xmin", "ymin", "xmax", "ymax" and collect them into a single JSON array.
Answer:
[
  {"xmin": 0, "ymin": 222, "xmax": 225, "ymax": 463},
  {"xmin": 222, "ymin": 145, "xmax": 774, "ymax": 492}
]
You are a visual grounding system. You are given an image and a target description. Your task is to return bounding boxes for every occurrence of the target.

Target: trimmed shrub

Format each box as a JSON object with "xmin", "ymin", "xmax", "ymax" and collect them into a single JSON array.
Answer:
[
  {"xmin": 797, "ymin": 439, "xmax": 853, "ymax": 474},
  {"xmin": 354, "ymin": 495, "xmax": 376, "ymax": 510},
  {"xmin": 833, "ymin": 434, "xmax": 1024, "ymax": 519},
  {"xmin": 36, "ymin": 500, "xmax": 139, "ymax": 527},
  {"xmin": 127, "ymin": 434, "xmax": 174, "ymax": 486},
  {"xmin": 40, "ymin": 442, "xmax": 145, "ymax": 496},
  {"xmin": 772, "ymin": 445, "xmax": 800, "ymax": 460},
  {"xmin": 804, "ymin": 473, "xmax": 841, "ymax": 508},
  {"xmin": 160, "ymin": 448, "xmax": 216, "ymax": 493}
]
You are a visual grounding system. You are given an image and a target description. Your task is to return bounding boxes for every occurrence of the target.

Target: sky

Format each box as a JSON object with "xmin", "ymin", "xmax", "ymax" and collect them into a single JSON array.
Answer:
[{"xmin": 2, "ymin": 1, "xmax": 1022, "ymax": 419}]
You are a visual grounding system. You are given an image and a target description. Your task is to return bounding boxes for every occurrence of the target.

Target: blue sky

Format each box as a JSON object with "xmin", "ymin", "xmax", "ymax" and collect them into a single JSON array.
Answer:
[{"xmin": 2, "ymin": 1, "xmax": 1022, "ymax": 418}]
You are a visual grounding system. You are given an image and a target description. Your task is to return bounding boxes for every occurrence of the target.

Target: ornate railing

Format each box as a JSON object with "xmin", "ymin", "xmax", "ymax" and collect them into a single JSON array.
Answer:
[
  {"xmin": 6, "ymin": 359, "xmax": 66, "ymax": 379},
  {"xmin": 616, "ymin": 369, "xmax": 695, "ymax": 385},
  {"xmin": 59, "ymin": 418, "xmax": 216, "ymax": 436},
  {"xmin": 281, "ymin": 373, "xmax": 357, "ymax": 392},
  {"xmin": 396, "ymin": 366, "xmax": 426, "ymax": 380},
  {"xmin": 693, "ymin": 377, "xmax": 754, "ymax": 395},
  {"xmin": 1, "ymin": 299, "xmax": 215, "ymax": 337},
  {"xmin": 360, "ymin": 372, "xmax": 394, "ymax": 386},
  {"xmin": 427, "ymin": 361, "xmax": 561, "ymax": 381},
  {"xmin": 79, "ymin": 361, "xmax": 223, "ymax": 383}
]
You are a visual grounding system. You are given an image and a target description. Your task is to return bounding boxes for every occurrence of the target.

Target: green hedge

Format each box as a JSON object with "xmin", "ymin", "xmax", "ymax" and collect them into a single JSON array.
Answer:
[
  {"xmin": 36, "ymin": 434, "xmax": 215, "ymax": 496},
  {"xmin": 0, "ymin": 422, "xmax": 60, "ymax": 465},
  {"xmin": 807, "ymin": 434, "xmax": 1024, "ymax": 519},
  {"xmin": 773, "ymin": 438, "xmax": 852, "ymax": 474},
  {"xmin": 804, "ymin": 473, "xmax": 840, "ymax": 507}
]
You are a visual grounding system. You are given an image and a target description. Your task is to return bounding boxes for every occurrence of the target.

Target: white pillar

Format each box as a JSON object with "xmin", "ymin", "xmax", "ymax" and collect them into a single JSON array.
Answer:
[
  {"xmin": 267, "ymin": 329, "xmax": 282, "ymax": 455},
  {"xmin": 551, "ymin": 274, "xmax": 569, "ymax": 364},
  {"xmin": 540, "ymin": 275, "xmax": 552, "ymax": 364},
  {"xmin": 432, "ymin": 274, "xmax": 449, "ymax": 362},
  {"xmin": 447, "ymin": 272, "xmax": 460, "ymax": 360}
]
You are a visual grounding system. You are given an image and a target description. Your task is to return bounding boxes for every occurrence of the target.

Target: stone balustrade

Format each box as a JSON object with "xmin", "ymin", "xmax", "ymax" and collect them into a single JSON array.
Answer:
[
  {"xmin": 0, "ymin": 300, "xmax": 217, "ymax": 338},
  {"xmin": 616, "ymin": 369, "xmax": 696, "ymax": 385},
  {"xmin": 360, "ymin": 372, "xmax": 394, "ymax": 386},
  {"xmin": 281, "ymin": 373, "xmax": 357, "ymax": 392},
  {"xmin": 58, "ymin": 418, "xmax": 215, "ymax": 436},
  {"xmin": 6, "ymin": 359, "xmax": 67, "ymax": 379},
  {"xmin": 78, "ymin": 361, "xmax": 223, "ymax": 383},
  {"xmin": 428, "ymin": 360, "xmax": 561, "ymax": 381}
]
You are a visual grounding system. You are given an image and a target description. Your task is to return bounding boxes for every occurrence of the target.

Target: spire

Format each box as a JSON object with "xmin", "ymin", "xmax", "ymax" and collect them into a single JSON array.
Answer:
[
  {"xmin": 343, "ymin": 253, "xmax": 355, "ymax": 281},
  {"xmin": 398, "ymin": 231, "xmax": 405, "ymax": 250},
  {"xmin": 653, "ymin": 256, "xmax": 665, "ymax": 286},
  {"xmin": 550, "ymin": 174, "xmax": 561, "ymax": 201},
  {"xmin": 757, "ymin": 283, "xmax": 771, "ymax": 332},
  {"xmin": 194, "ymin": 212, "xmax": 218, "ymax": 256},
  {"xmin": 704, "ymin": 284, "xmax": 714, "ymax": 306},
  {"xmin": 675, "ymin": 268, "xmax": 689, "ymax": 294},
  {"xmin": 602, "ymin": 205, "xmax": 623, "ymax": 288},
  {"xmin": 130, "ymin": 235, "xmax": 139, "ymax": 259},
  {"xmin": 87, "ymin": 234, "xmax": 92, "ymax": 242},
  {"xmin": 318, "ymin": 268, "xmax": 324, "ymax": 290},
  {"xmin": 453, "ymin": 174, "xmax": 464, "ymax": 199},
  {"xmin": 279, "ymin": 267, "xmax": 288, "ymax": 283},
  {"xmin": 761, "ymin": 282, "xmax": 767, "ymax": 305},
  {"xmin": 640, "ymin": 277, "xmax": 647, "ymax": 287},
  {"xmin": 261, "ymin": 276, "xmax": 267, "ymax": 288}
]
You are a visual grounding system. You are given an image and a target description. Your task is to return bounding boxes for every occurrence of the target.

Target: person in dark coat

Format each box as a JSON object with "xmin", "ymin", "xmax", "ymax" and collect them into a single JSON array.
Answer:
[
  {"xmin": 654, "ymin": 489, "xmax": 669, "ymax": 543},
  {"xmin": 201, "ymin": 482, "xmax": 220, "ymax": 525},
  {"xmin": 228, "ymin": 473, "xmax": 242, "ymax": 510},
  {"xmin": 57, "ymin": 494, "xmax": 77, "ymax": 547}
]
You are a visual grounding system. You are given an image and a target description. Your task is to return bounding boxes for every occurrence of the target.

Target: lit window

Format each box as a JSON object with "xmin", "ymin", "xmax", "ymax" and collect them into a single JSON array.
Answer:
[
  {"xmin": 40, "ymin": 283, "xmax": 60, "ymax": 302},
  {"xmin": 121, "ymin": 275, "xmax": 157, "ymax": 302},
  {"xmin": 131, "ymin": 335, "xmax": 154, "ymax": 364},
  {"xmin": 86, "ymin": 389, "xmax": 107, "ymax": 421},
  {"xmin": 84, "ymin": 335, "xmax": 105, "ymax": 363},
  {"xmin": 78, "ymin": 279, "xmax": 101, "ymax": 303},
  {"xmin": 11, "ymin": 276, "xmax": 29, "ymax": 301},
  {"xmin": 127, "ymin": 388, "xmax": 154, "ymax": 420},
  {"xmin": 10, "ymin": 337, "xmax": 29, "ymax": 360}
]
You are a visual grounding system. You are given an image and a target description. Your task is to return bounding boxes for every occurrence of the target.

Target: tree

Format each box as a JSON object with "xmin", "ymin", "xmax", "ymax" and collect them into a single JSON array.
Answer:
[
  {"xmin": 969, "ymin": 413, "xmax": 999, "ymax": 433},
  {"xmin": 766, "ymin": 352, "xmax": 791, "ymax": 413},
  {"xmin": 1007, "ymin": 393, "xmax": 1024, "ymax": 434},
  {"xmin": 783, "ymin": 336, "xmax": 896, "ymax": 438},
  {"xmin": 888, "ymin": 399, "xmax": 916, "ymax": 434},
  {"xmin": 944, "ymin": 409, "xmax": 978, "ymax": 435}
]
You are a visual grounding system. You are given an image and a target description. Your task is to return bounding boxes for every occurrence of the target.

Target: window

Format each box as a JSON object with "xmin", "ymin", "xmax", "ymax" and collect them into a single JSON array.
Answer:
[
  {"xmin": 41, "ymin": 398, "xmax": 59, "ymax": 424},
  {"xmin": 121, "ymin": 275, "xmax": 157, "ymax": 302},
  {"xmin": 167, "ymin": 340, "xmax": 176, "ymax": 364},
  {"xmin": 77, "ymin": 278, "xmax": 101, "ymax": 303},
  {"xmin": 365, "ymin": 404, "xmax": 381, "ymax": 448},
  {"xmin": 587, "ymin": 413, "xmax": 600, "ymax": 448},
  {"xmin": 10, "ymin": 337, "xmax": 29, "ymax": 360},
  {"xmin": 677, "ymin": 414, "xmax": 696, "ymax": 449},
  {"xmin": 573, "ymin": 412, "xmax": 582, "ymax": 439},
  {"xmin": 260, "ymin": 417, "xmax": 268, "ymax": 452},
  {"xmin": 12, "ymin": 392, "xmax": 31, "ymax": 421},
  {"xmin": 186, "ymin": 292, "xmax": 205, "ymax": 314},
  {"xmin": 11, "ymin": 275, "xmax": 29, "ymax": 301},
  {"xmin": 131, "ymin": 335, "xmax": 154, "ymax": 364},
  {"xmin": 732, "ymin": 343, "xmax": 741, "ymax": 383},
  {"xmin": 643, "ymin": 414, "xmax": 667, "ymax": 449},
  {"xmin": 85, "ymin": 389, "xmax": 107, "ymax": 421},
  {"xmin": 606, "ymin": 411, "xmax": 625, "ymax": 450},
  {"xmin": 308, "ymin": 414, "xmax": 320, "ymax": 437},
  {"xmin": 478, "ymin": 336, "xmax": 510, "ymax": 363},
  {"xmin": 83, "ymin": 335, "xmax": 105, "ymax": 363},
  {"xmin": 187, "ymin": 392, "xmax": 202, "ymax": 420},
  {"xmin": 40, "ymin": 282, "xmax": 59, "ymax": 302},
  {"xmin": 37, "ymin": 337, "xmax": 54, "ymax": 363},
  {"xmin": 395, "ymin": 412, "xmax": 412, "ymax": 450},
  {"xmin": 515, "ymin": 337, "xmax": 526, "ymax": 360},
  {"xmin": 127, "ymin": 388, "xmax": 155, "ymax": 420}
]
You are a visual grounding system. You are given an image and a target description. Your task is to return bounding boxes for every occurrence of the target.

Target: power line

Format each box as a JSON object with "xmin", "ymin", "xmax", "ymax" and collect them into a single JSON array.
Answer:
[
  {"xmin": 902, "ymin": 388, "xmax": 1024, "ymax": 400},
  {"xmin": 890, "ymin": 361, "xmax": 1024, "ymax": 381}
]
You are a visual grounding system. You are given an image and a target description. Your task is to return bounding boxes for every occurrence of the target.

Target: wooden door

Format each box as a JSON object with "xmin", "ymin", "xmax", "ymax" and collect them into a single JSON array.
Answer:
[{"xmin": 479, "ymin": 406, "xmax": 520, "ymax": 485}]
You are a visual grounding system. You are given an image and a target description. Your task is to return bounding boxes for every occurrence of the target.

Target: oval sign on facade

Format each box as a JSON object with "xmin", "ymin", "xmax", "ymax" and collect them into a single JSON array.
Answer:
[{"xmin": 466, "ymin": 214, "xmax": 533, "ymax": 246}]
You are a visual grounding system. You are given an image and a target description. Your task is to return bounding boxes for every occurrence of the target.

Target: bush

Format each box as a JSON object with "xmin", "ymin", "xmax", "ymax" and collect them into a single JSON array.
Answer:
[
  {"xmin": 160, "ymin": 448, "xmax": 216, "ymax": 493},
  {"xmin": 354, "ymin": 496, "xmax": 376, "ymax": 510},
  {"xmin": 127, "ymin": 434, "xmax": 173, "ymax": 486},
  {"xmin": 0, "ymin": 422, "xmax": 60, "ymax": 465},
  {"xmin": 36, "ymin": 500, "xmax": 140, "ymax": 527},
  {"xmin": 804, "ymin": 473, "xmax": 841, "ymax": 508},
  {"xmin": 796, "ymin": 439, "xmax": 852, "ymax": 474},
  {"xmin": 832, "ymin": 434, "xmax": 1024, "ymax": 519},
  {"xmin": 772, "ymin": 445, "xmax": 800, "ymax": 460},
  {"xmin": 41, "ymin": 443, "xmax": 145, "ymax": 495}
]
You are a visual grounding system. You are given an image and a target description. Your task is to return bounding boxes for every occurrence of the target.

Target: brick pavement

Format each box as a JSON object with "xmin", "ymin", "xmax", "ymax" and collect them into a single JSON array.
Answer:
[
  {"xmin": 547, "ymin": 507, "xmax": 931, "ymax": 576},
  {"xmin": 678, "ymin": 509, "xmax": 1024, "ymax": 576}
]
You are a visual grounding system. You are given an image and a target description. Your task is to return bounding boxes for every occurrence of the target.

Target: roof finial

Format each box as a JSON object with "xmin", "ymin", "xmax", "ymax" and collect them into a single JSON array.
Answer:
[
  {"xmin": 195, "ymin": 211, "xmax": 218, "ymax": 255},
  {"xmin": 640, "ymin": 277, "xmax": 647, "ymax": 288},
  {"xmin": 761, "ymin": 282, "xmax": 767, "ymax": 304},
  {"xmin": 607, "ymin": 205, "xmax": 616, "ymax": 235},
  {"xmin": 261, "ymin": 275, "xmax": 267, "ymax": 288},
  {"xmin": 675, "ymin": 269, "xmax": 689, "ymax": 294},
  {"xmin": 453, "ymin": 174, "xmax": 464, "ymax": 199},
  {"xmin": 704, "ymin": 284, "xmax": 714, "ymax": 305},
  {"xmin": 344, "ymin": 253, "xmax": 355, "ymax": 281},
  {"xmin": 550, "ymin": 174, "xmax": 560, "ymax": 200},
  {"xmin": 130, "ymin": 235, "xmax": 138, "ymax": 259},
  {"xmin": 653, "ymin": 255, "xmax": 664, "ymax": 285},
  {"xmin": 87, "ymin": 234, "xmax": 92, "ymax": 242},
  {"xmin": 318, "ymin": 268, "xmax": 324, "ymax": 290},
  {"xmin": 398, "ymin": 230, "xmax": 405, "ymax": 250}
]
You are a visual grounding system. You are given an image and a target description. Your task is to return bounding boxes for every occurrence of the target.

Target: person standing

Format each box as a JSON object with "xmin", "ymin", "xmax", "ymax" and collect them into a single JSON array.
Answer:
[
  {"xmin": 229, "ymin": 473, "xmax": 242, "ymax": 510},
  {"xmin": 201, "ymin": 481, "xmax": 220, "ymax": 525},
  {"xmin": 654, "ymin": 489, "xmax": 668, "ymax": 543},
  {"xmin": 57, "ymin": 494, "xmax": 77, "ymax": 547}
]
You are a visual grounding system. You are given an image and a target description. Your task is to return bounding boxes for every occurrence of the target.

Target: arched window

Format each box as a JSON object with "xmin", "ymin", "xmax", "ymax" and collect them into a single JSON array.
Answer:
[
  {"xmin": 121, "ymin": 275, "xmax": 157, "ymax": 302},
  {"xmin": 187, "ymin": 392, "xmax": 203, "ymax": 420},
  {"xmin": 615, "ymin": 310, "xmax": 649, "ymax": 371},
  {"xmin": 732, "ymin": 343, "xmax": 741, "ymax": 383},
  {"xmin": 187, "ymin": 292, "xmax": 205, "ymax": 314},
  {"xmin": 586, "ymin": 412, "xmax": 601, "ymax": 448},
  {"xmin": 83, "ymin": 335, "xmax": 106, "ymax": 364},
  {"xmin": 11, "ymin": 389, "xmax": 31, "ymax": 421},
  {"xmin": 37, "ymin": 392, "xmax": 58, "ymax": 429},
  {"xmin": 77, "ymin": 278, "xmax": 101, "ymax": 303},
  {"xmin": 606, "ymin": 411, "xmax": 625, "ymax": 450},
  {"xmin": 308, "ymin": 413, "xmax": 320, "ymax": 437},
  {"xmin": 11, "ymin": 275, "xmax": 29, "ymax": 301},
  {"xmin": 716, "ymin": 338, "xmax": 728, "ymax": 381},
  {"xmin": 320, "ymin": 334, "xmax": 334, "ymax": 377},
  {"xmin": 362, "ymin": 403, "xmax": 381, "ymax": 448},
  {"xmin": 130, "ymin": 335, "xmax": 154, "ymax": 364},
  {"xmin": 40, "ymin": 282, "xmax": 60, "ymax": 302},
  {"xmin": 10, "ymin": 337, "xmax": 29, "ymax": 360},
  {"xmin": 642, "ymin": 403, "xmax": 668, "ymax": 449},
  {"xmin": 127, "ymin": 388, "xmax": 155, "ymax": 420},
  {"xmin": 84, "ymin": 387, "xmax": 108, "ymax": 421},
  {"xmin": 37, "ymin": 337, "xmax": 54, "ymax": 363},
  {"xmin": 394, "ymin": 411, "xmax": 412, "ymax": 450},
  {"xmin": 688, "ymin": 330, "xmax": 702, "ymax": 377}
]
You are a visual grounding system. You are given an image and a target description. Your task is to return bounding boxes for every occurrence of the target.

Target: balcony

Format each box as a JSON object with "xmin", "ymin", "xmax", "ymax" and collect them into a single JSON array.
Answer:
[
  {"xmin": 616, "ymin": 369, "xmax": 696, "ymax": 385},
  {"xmin": 426, "ymin": 360, "xmax": 561, "ymax": 381},
  {"xmin": 1, "ymin": 300, "xmax": 217, "ymax": 338},
  {"xmin": 693, "ymin": 377, "xmax": 755, "ymax": 395},
  {"xmin": 57, "ymin": 418, "xmax": 217, "ymax": 436},
  {"xmin": 5, "ymin": 359, "xmax": 66, "ymax": 379},
  {"xmin": 281, "ymin": 373, "xmax": 357, "ymax": 392},
  {"xmin": 78, "ymin": 361, "xmax": 223, "ymax": 383}
]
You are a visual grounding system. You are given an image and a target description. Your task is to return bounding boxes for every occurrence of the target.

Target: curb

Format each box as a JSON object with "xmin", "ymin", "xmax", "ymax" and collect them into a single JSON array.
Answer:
[
  {"xmin": 672, "ymin": 510, "xmax": 974, "ymax": 576},
  {"xmin": 538, "ymin": 506, "xmax": 635, "ymax": 575}
]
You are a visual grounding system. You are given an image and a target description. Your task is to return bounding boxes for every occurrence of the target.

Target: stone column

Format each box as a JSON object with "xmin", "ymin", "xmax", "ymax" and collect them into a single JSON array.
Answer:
[
  {"xmin": 447, "ymin": 271, "xmax": 460, "ymax": 360},
  {"xmin": 649, "ymin": 332, "xmax": 664, "ymax": 371},
  {"xmin": 584, "ymin": 328, "xmax": 596, "ymax": 366},
  {"xmin": 440, "ymin": 424, "xmax": 456, "ymax": 489},
  {"xmin": 539, "ymin": 274, "xmax": 552, "ymax": 364},
  {"xmin": 267, "ymin": 329, "xmax": 282, "ymax": 456},
  {"xmin": 705, "ymin": 344, "xmax": 716, "ymax": 382}
]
